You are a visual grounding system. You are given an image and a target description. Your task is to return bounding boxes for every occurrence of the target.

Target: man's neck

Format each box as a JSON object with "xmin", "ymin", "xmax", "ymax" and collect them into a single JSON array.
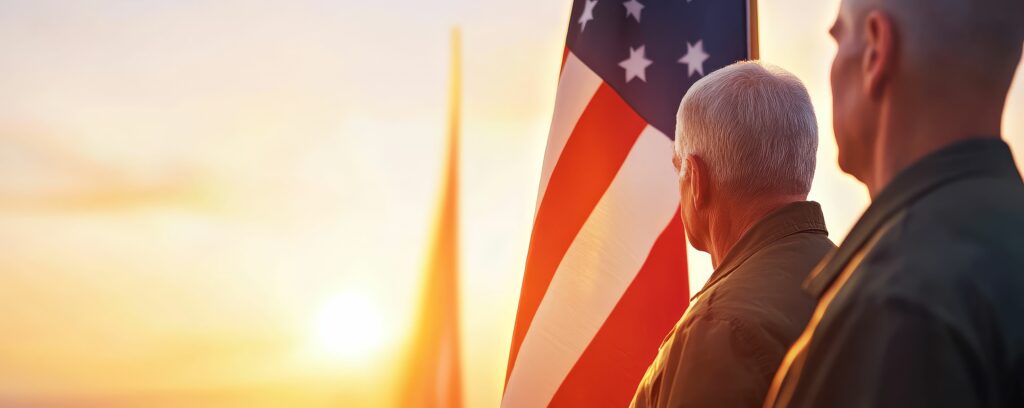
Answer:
[
  {"xmin": 706, "ymin": 195, "xmax": 806, "ymax": 268},
  {"xmin": 867, "ymin": 93, "xmax": 1005, "ymax": 197}
]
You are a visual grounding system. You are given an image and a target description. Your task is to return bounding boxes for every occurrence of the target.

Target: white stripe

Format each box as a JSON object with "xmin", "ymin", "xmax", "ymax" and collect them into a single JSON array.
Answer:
[
  {"xmin": 503, "ymin": 126, "xmax": 680, "ymax": 408},
  {"xmin": 535, "ymin": 52, "xmax": 604, "ymax": 211}
]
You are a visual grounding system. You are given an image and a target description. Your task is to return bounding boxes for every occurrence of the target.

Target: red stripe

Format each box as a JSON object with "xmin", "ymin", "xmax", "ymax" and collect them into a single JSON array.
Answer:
[
  {"xmin": 505, "ymin": 84, "xmax": 649, "ymax": 386},
  {"xmin": 559, "ymin": 46, "xmax": 570, "ymax": 75},
  {"xmin": 548, "ymin": 216, "xmax": 689, "ymax": 407}
]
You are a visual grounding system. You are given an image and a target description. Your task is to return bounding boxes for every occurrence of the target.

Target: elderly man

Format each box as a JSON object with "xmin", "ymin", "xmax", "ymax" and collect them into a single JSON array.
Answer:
[
  {"xmin": 630, "ymin": 61, "xmax": 835, "ymax": 408},
  {"xmin": 764, "ymin": 0, "xmax": 1024, "ymax": 407}
]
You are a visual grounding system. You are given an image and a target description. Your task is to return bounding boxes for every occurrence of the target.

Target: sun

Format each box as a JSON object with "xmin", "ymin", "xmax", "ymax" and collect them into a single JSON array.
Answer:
[{"xmin": 310, "ymin": 290, "xmax": 394, "ymax": 364}]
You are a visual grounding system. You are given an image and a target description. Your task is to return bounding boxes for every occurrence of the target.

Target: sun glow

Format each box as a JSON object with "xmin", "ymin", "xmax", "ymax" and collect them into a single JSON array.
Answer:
[{"xmin": 311, "ymin": 291, "xmax": 395, "ymax": 364}]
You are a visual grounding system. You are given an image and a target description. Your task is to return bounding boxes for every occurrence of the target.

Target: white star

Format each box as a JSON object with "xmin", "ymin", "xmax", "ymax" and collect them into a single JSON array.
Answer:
[
  {"xmin": 619, "ymin": 45, "xmax": 653, "ymax": 83},
  {"xmin": 678, "ymin": 40, "xmax": 710, "ymax": 77},
  {"xmin": 623, "ymin": 0, "xmax": 644, "ymax": 22},
  {"xmin": 579, "ymin": 0, "xmax": 598, "ymax": 32}
]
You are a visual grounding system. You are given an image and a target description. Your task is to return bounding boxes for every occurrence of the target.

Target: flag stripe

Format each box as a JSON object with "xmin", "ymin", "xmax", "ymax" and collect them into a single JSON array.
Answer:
[
  {"xmin": 559, "ymin": 46, "xmax": 570, "ymax": 74},
  {"xmin": 535, "ymin": 52, "xmax": 604, "ymax": 210},
  {"xmin": 507, "ymin": 84, "xmax": 647, "ymax": 385},
  {"xmin": 548, "ymin": 217, "xmax": 688, "ymax": 407},
  {"xmin": 502, "ymin": 127, "xmax": 679, "ymax": 408}
]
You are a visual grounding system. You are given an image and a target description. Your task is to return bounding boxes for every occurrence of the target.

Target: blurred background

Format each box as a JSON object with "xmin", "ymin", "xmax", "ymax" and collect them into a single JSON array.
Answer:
[{"xmin": 1, "ymin": 0, "xmax": 1022, "ymax": 406}]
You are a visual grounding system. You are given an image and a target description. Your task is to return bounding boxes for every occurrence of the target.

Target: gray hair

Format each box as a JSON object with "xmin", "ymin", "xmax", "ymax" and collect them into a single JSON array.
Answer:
[{"xmin": 675, "ymin": 61, "xmax": 818, "ymax": 198}]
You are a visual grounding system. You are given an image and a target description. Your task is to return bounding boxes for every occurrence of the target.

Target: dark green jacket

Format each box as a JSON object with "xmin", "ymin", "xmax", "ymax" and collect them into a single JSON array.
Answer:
[
  {"xmin": 632, "ymin": 201, "xmax": 835, "ymax": 407},
  {"xmin": 767, "ymin": 139, "xmax": 1024, "ymax": 408}
]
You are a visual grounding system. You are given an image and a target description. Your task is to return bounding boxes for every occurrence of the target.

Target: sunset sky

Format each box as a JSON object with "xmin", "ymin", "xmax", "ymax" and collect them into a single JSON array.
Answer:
[{"xmin": 1, "ymin": 0, "xmax": 1023, "ymax": 406}]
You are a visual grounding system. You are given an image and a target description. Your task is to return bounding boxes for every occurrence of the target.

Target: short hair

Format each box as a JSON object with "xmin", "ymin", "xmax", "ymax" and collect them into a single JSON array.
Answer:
[
  {"xmin": 675, "ymin": 61, "xmax": 818, "ymax": 198},
  {"xmin": 849, "ymin": 0, "xmax": 1024, "ymax": 91}
]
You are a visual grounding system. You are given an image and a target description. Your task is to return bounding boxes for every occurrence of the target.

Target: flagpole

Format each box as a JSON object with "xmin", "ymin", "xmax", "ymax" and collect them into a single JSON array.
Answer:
[
  {"xmin": 749, "ymin": 0, "xmax": 760, "ymax": 59},
  {"xmin": 397, "ymin": 26, "xmax": 463, "ymax": 408},
  {"xmin": 444, "ymin": 25, "xmax": 463, "ymax": 408}
]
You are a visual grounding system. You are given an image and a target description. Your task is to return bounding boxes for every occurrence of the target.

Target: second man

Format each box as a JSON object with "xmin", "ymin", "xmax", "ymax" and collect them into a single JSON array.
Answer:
[{"xmin": 631, "ymin": 61, "xmax": 835, "ymax": 408}]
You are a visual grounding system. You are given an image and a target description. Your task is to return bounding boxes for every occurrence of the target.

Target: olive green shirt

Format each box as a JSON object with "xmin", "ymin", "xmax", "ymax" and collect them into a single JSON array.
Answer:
[
  {"xmin": 767, "ymin": 138, "xmax": 1024, "ymax": 408},
  {"xmin": 631, "ymin": 201, "xmax": 835, "ymax": 408}
]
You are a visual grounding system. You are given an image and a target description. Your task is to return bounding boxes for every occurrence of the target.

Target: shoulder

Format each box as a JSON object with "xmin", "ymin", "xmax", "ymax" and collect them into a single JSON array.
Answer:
[
  {"xmin": 689, "ymin": 231, "xmax": 833, "ymax": 352},
  {"xmin": 708, "ymin": 231, "xmax": 833, "ymax": 325},
  {"xmin": 740, "ymin": 231, "xmax": 836, "ymax": 285},
  {"xmin": 866, "ymin": 176, "xmax": 1024, "ymax": 293},
  {"xmin": 907, "ymin": 175, "xmax": 1024, "ymax": 249},
  {"xmin": 850, "ymin": 178, "xmax": 1024, "ymax": 358}
]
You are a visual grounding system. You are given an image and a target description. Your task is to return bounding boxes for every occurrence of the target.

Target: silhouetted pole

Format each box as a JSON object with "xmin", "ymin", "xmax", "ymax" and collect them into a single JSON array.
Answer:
[{"xmin": 398, "ymin": 27, "xmax": 463, "ymax": 408}]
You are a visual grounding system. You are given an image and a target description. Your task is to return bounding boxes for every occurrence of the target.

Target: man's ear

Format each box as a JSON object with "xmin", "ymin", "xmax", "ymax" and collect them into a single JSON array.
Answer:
[
  {"xmin": 685, "ymin": 155, "xmax": 709, "ymax": 211},
  {"xmin": 862, "ymin": 10, "xmax": 896, "ymax": 99}
]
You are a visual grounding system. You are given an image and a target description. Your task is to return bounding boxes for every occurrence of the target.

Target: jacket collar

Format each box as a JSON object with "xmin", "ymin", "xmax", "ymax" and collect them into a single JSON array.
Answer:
[
  {"xmin": 804, "ymin": 138, "xmax": 1022, "ymax": 297},
  {"xmin": 691, "ymin": 201, "xmax": 828, "ymax": 301}
]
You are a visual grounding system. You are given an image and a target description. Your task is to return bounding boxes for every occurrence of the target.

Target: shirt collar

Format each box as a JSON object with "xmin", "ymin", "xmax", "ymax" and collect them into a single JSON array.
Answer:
[
  {"xmin": 804, "ymin": 138, "xmax": 1022, "ymax": 297},
  {"xmin": 691, "ymin": 201, "xmax": 828, "ymax": 301}
]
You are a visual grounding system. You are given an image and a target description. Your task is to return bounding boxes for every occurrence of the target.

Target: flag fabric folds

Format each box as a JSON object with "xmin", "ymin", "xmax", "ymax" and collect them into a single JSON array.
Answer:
[{"xmin": 503, "ymin": 1, "xmax": 755, "ymax": 406}]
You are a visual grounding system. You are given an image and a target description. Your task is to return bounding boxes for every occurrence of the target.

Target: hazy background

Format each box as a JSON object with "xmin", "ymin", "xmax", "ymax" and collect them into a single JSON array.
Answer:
[{"xmin": 1, "ymin": 0, "xmax": 1022, "ymax": 406}]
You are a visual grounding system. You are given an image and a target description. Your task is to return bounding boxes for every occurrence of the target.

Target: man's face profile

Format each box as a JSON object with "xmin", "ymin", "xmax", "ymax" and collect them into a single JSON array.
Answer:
[{"xmin": 829, "ymin": 1, "xmax": 876, "ymax": 181}]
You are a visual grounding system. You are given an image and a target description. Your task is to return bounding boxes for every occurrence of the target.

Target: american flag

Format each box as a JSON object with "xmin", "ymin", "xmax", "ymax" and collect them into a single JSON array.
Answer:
[{"xmin": 503, "ymin": 1, "xmax": 755, "ymax": 406}]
